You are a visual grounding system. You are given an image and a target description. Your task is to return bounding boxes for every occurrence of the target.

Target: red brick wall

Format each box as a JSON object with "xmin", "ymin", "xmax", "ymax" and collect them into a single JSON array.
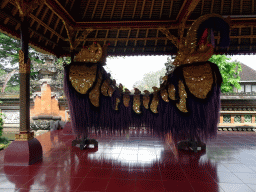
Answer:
[{"xmin": 30, "ymin": 83, "xmax": 66, "ymax": 121}]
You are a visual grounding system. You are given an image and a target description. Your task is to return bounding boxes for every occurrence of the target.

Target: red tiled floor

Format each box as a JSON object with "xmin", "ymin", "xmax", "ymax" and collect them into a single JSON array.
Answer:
[{"xmin": 2, "ymin": 128, "xmax": 256, "ymax": 191}]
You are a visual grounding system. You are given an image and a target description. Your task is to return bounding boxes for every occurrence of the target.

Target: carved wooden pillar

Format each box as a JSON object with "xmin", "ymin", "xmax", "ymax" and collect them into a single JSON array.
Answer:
[
  {"xmin": 4, "ymin": 0, "xmax": 43, "ymax": 166},
  {"xmin": 231, "ymin": 115, "xmax": 234, "ymax": 124},
  {"xmin": 241, "ymin": 115, "xmax": 245, "ymax": 123},
  {"xmin": 252, "ymin": 115, "xmax": 255, "ymax": 123}
]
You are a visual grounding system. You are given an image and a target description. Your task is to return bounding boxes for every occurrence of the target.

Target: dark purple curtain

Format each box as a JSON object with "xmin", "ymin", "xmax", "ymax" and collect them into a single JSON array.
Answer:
[{"xmin": 64, "ymin": 61, "xmax": 222, "ymax": 142}]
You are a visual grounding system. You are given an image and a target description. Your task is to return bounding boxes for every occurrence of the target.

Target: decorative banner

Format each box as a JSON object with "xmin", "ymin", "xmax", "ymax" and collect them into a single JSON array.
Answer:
[
  {"xmin": 176, "ymin": 81, "xmax": 188, "ymax": 113},
  {"xmin": 150, "ymin": 87, "xmax": 159, "ymax": 113},
  {"xmin": 183, "ymin": 63, "xmax": 213, "ymax": 99},
  {"xmin": 74, "ymin": 43, "xmax": 102, "ymax": 63},
  {"xmin": 133, "ymin": 88, "xmax": 141, "ymax": 114},
  {"xmin": 168, "ymin": 84, "xmax": 177, "ymax": 101},
  {"xmin": 89, "ymin": 71, "xmax": 102, "ymax": 107},
  {"xmin": 123, "ymin": 89, "xmax": 131, "ymax": 107},
  {"xmin": 160, "ymin": 89, "xmax": 169, "ymax": 102},
  {"xmin": 115, "ymin": 98, "xmax": 121, "ymax": 111},
  {"xmin": 101, "ymin": 79, "xmax": 110, "ymax": 96},
  {"xmin": 143, "ymin": 90, "xmax": 150, "ymax": 109},
  {"xmin": 69, "ymin": 64, "xmax": 97, "ymax": 94}
]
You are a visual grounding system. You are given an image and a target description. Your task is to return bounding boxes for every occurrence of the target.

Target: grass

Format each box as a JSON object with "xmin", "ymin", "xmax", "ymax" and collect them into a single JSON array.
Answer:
[{"xmin": 0, "ymin": 136, "xmax": 11, "ymax": 150}]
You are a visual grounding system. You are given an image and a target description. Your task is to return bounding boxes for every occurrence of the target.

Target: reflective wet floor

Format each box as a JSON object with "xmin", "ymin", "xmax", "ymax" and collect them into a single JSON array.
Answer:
[{"xmin": 1, "ymin": 125, "xmax": 256, "ymax": 192}]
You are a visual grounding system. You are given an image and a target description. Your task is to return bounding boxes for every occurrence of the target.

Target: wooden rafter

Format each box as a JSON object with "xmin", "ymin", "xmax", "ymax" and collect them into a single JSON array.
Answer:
[
  {"xmin": 1, "ymin": 0, "xmax": 9, "ymax": 9},
  {"xmin": 100, "ymin": 0, "xmax": 107, "ymax": 19},
  {"xmin": 220, "ymin": 0, "xmax": 224, "ymax": 15},
  {"xmin": 12, "ymin": 7, "xmax": 18, "ymax": 16},
  {"xmin": 65, "ymin": 0, "xmax": 69, "ymax": 7},
  {"xmin": 44, "ymin": 11, "xmax": 54, "ymax": 34},
  {"xmin": 176, "ymin": 0, "xmax": 188, "ymax": 20},
  {"xmin": 201, "ymin": 0, "xmax": 204, "ymax": 15},
  {"xmin": 70, "ymin": 0, "xmax": 75, "ymax": 10},
  {"xmin": 82, "ymin": 0, "xmax": 91, "ymax": 20},
  {"xmin": 140, "ymin": 0, "xmax": 146, "ymax": 19},
  {"xmin": 154, "ymin": 29, "xmax": 159, "ymax": 52},
  {"xmin": 30, "ymin": 4, "xmax": 44, "ymax": 27},
  {"xmin": 231, "ymin": 0, "xmax": 234, "ymax": 14},
  {"xmin": 30, "ymin": 14, "xmax": 65, "ymax": 41},
  {"xmin": 91, "ymin": 0, "xmax": 99, "ymax": 19},
  {"xmin": 253, "ymin": 0, "xmax": 255, "ymax": 14},
  {"xmin": 111, "ymin": 0, "xmax": 116, "ymax": 19},
  {"xmin": 132, "ymin": 0, "xmax": 138, "ymax": 19},
  {"xmin": 149, "ymin": 0, "xmax": 155, "ymax": 19},
  {"xmin": 169, "ymin": 0, "xmax": 173, "ymax": 18},
  {"xmin": 211, "ymin": 0, "xmax": 214, "ymax": 14},
  {"xmin": 160, "ymin": 0, "xmax": 164, "ymax": 18},
  {"xmin": 36, "ymin": 7, "xmax": 48, "ymax": 30},
  {"xmin": 121, "ymin": 0, "xmax": 127, "ymax": 19},
  {"xmin": 240, "ymin": 0, "xmax": 243, "ymax": 15}
]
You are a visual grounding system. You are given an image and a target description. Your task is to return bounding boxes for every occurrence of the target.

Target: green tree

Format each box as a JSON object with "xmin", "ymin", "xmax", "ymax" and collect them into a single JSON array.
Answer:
[
  {"xmin": 133, "ymin": 67, "xmax": 166, "ymax": 92},
  {"xmin": 209, "ymin": 55, "xmax": 242, "ymax": 93}
]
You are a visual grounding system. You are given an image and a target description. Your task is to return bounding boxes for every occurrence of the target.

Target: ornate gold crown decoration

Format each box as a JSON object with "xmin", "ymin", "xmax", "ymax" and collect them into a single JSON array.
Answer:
[
  {"xmin": 159, "ymin": 14, "xmax": 228, "ymax": 66},
  {"xmin": 74, "ymin": 43, "xmax": 102, "ymax": 63}
]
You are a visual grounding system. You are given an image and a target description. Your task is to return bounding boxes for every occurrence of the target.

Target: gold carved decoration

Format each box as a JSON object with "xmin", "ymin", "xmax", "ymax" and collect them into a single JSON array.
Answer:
[
  {"xmin": 183, "ymin": 63, "xmax": 213, "ymax": 99},
  {"xmin": 74, "ymin": 43, "xmax": 102, "ymax": 63},
  {"xmin": 15, "ymin": 0, "xmax": 44, "ymax": 19},
  {"xmin": 150, "ymin": 87, "xmax": 159, "ymax": 113},
  {"xmin": 159, "ymin": 14, "xmax": 227, "ymax": 67},
  {"xmin": 101, "ymin": 79, "xmax": 110, "ymax": 96},
  {"xmin": 160, "ymin": 89, "xmax": 169, "ymax": 102},
  {"xmin": 176, "ymin": 81, "xmax": 188, "ymax": 113},
  {"xmin": 69, "ymin": 64, "xmax": 97, "ymax": 94},
  {"xmin": 19, "ymin": 50, "xmax": 30, "ymax": 73},
  {"xmin": 108, "ymin": 85, "xmax": 115, "ymax": 97},
  {"xmin": 115, "ymin": 98, "xmax": 121, "ymax": 111},
  {"xmin": 15, "ymin": 132, "xmax": 34, "ymax": 141},
  {"xmin": 143, "ymin": 90, "xmax": 150, "ymax": 109},
  {"xmin": 123, "ymin": 89, "xmax": 131, "ymax": 107},
  {"xmin": 168, "ymin": 84, "xmax": 177, "ymax": 101},
  {"xmin": 133, "ymin": 88, "xmax": 141, "ymax": 114},
  {"xmin": 89, "ymin": 71, "xmax": 102, "ymax": 107}
]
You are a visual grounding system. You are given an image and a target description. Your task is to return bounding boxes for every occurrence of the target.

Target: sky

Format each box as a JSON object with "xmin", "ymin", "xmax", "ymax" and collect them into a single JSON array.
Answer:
[{"xmin": 105, "ymin": 55, "xmax": 256, "ymax": 90}]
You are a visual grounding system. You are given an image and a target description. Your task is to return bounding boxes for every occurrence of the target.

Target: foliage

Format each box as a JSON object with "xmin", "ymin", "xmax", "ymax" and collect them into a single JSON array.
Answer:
[
  {"xmin": 133, "ymin": 67, "xmax": 166, "ymax": 92},
  {"xmin": 0, "ymin": 101, "xmax": 3, "ymax": 138},
  {"xmin": 209, "ymin": 55, "xmax": 242, "ymax": 93}
]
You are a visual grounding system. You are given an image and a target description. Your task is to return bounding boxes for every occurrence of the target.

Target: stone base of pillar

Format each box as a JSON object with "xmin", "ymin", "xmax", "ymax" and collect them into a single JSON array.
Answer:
[
  {"xmin": 63, "ymin": 122, "xmax": 74, "ymax": 135},
  {"xmin": 4, "ymin": 136, "xmax": 43, "ymax": 166}
]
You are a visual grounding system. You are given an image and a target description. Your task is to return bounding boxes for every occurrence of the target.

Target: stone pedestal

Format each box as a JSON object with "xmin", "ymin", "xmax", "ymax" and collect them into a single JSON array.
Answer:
[{"xmin": 4, "ymin": 132, "xmax": 42, "ymax": 166}]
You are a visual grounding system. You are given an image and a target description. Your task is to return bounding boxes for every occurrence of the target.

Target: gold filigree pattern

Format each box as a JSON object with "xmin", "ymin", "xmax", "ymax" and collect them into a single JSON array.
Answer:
[
  {"xmin": 183, "ymin": 63, "xmax": 213, "ymax": 99},
  {"xmin": 143, "ymin": 90, "xmax": 150, "ymax": 109},
  {"xmin": 74, "ymin": 43, "xmax": 102, "ymax": 63},
  {"xmin": 123, "ymin": 89, "xmax": 131, "ymax": 107},
  {"xmin": 160, "ymin": 89, "xmax": 169, "ymax": 102},
  {"xmin": 168, "ymin": 84, "xmax": 176, "ymax": 101},
  {"xmin": 133, "ymin": 88, "xmax": 141, "ymax": 114},
  {"xmin": 115, "ymin": 98, "xmax": 120, "ymax": 111},
  {"xmin": 101, "ymin": 79, "xmax": 110, "ymax": 96},
  {"xmin": 89, "ymin": 71, "xmax": 102, "ymax": 107},
  {"xmin": 19, "ymin": 50, "xmax": 30, "ymax": 73},
  {"xmin": 176, "ymin": 81, "xmax": 188, "ymax": 113},
  {"xmin": 150, "ymin": 87, "xmax": 159, "ymax": 113},
  {"xmin": 69, "ymin": 64, "xmax": 97, "ymax": 94}
]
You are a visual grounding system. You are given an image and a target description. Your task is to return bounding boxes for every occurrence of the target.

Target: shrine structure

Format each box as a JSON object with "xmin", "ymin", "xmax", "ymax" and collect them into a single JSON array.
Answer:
[{"xmin": 0, "ymin": 0, "xmax": 255, "ymax": 166}]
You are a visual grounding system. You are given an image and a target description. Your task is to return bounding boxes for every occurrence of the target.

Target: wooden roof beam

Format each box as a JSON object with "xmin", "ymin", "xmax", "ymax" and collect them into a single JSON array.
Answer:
[
  {"xmin": 1, "ymin": 0, "xmax": 9, "ymax": 9},
  {"xmin": 30, "ymin": 4, "xmax": 44, "ymax": 27},
  {"xmin": 160, "ymin": 0, "xmax": 164, "ymax": 18},
  {"xmin": 100, "ymin": 0, "xmax": 107, "ymax": 19},
  {"xmin": 91, "ymin": 0, "xmax": 99, "ymax": 19},
  {"xmin": 111, "ymin": 0, "xmax": 116, "ymax": 19},
  {"xmin": 45, "ymin": 0, "xmax": 75, "ymax": 27},
  {"xmin": 176, "ymin": 0, "xmax": 200, "ymax": 23},
  {"xmin": 82, "ymin": 0, "xmax": 91, "ymax": 20},
  {"xmin": 149, "ymin": 0, "xmax": 155, "ymax": 19},
  {"xmin": 140, "ymin": 0, "xmax": 146, "ymax": 19},
  {"xmin": 121, "ymin": 0, "xmax": 127, "ymax": 19},
  {"xmin": 132, "ymin": 0, "xmax": 138, "ymax": 19},
  {"xmin": 201, "ymin": 0, "xmax": 204, "ymax": 15}
]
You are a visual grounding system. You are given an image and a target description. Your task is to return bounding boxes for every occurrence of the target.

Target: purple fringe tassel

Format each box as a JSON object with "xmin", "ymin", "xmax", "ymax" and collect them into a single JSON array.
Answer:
[{"xmin": 64, "ymin": 61, "xmax": 222, "ymax": 142}]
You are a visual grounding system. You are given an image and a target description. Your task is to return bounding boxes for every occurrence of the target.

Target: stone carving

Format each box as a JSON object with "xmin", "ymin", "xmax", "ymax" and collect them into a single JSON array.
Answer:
[{"xmin": 2, "ymin": 110, "xmax": 20, "ymax": 124}]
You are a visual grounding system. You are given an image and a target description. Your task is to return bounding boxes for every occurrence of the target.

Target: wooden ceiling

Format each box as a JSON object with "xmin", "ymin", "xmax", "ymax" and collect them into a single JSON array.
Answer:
[{"xmin": 0, "ymin": 0, "xmax": 256, "ymax": 57}]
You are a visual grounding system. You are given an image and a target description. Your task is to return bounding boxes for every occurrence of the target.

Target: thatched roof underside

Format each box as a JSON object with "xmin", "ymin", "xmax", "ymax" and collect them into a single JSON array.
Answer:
[{"xmin": 0, "ymin": 0, "xmax": 256, "ymax": 57}]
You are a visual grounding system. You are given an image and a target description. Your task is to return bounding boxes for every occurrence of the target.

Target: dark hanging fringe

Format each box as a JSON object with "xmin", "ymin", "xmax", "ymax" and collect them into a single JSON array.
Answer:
[{"xmin": 64, "ymin": 61, "xmax": 221, "ymax": 142}]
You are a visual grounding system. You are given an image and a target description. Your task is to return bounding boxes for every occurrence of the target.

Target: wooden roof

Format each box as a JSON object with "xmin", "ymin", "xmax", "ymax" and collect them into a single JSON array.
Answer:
[
  {"xmin": 0, "ymin": 0, "xmax": 256, "ymax": 57},
  {"xmin": 239, "ymin": 63, "xmax": 256, "ymax": 82}
]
